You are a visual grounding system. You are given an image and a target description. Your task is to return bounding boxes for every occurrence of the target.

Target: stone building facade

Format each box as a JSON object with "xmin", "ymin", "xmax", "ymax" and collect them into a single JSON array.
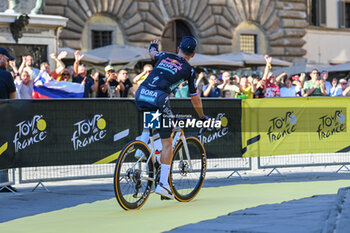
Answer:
[{"xmin": 37, "ymin": 0, "xmax": 307, "ymax": 63}]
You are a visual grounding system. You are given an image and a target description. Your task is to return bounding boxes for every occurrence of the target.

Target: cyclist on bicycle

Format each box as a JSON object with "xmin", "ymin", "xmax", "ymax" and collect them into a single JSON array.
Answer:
[{"xmin": 135, "ymin": 36, "xmax": 207, "ymax": 199}]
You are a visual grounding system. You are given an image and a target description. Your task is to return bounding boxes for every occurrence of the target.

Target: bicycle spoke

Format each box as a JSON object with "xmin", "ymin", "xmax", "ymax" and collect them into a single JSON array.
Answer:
[
  {"xmin": 114, "ymin": 141, "xmax": 154, "ymax": 210},
  {"xmin": 170, "ymin": 137, "xmax": 206, "ymax": 202}
]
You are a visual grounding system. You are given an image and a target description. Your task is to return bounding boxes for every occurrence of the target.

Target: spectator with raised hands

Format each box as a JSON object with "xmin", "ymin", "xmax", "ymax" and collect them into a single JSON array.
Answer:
[
  {"xmin": 133, "ymin": 64, "xmax": 153, "ymax": 88},
  {"xmin": 18, "ymin": 55, "xmax": 40, "ymax": 80},
  {"xmin": 303, "ymin": 69, "xmax": 326, "ymax": 96},
  {"xmin": 202, "ymin": 74, "xmax": 221, "ymax": 97},
  {"xmin": 330, "ymin": 78, "xmax": 341, "ymax": 96},
  {"xmin": 280, "ymin": 76, "xmax": 298, "ymax": 97},
  {"xmin": 99, "ymin": 65, "xmax": 124, "ymax": 98},
  {"xmin": 118, "ymin": 69, "xmax": 133, "ymax": 97},
  {"xmin": 262, "ymin": 55, "xmax": 281, "ymax": 98},
  {"xmin": 73, "ymin": 50, "xmax": 98, "ymax": 98},
  {"xmin": 237, "ymin": 76, "xmax": 255, "ymax": 99},
  {"xmin": 335, "ymin": 79, "xmax": 350, "ymax": 96},
  {"xmin": 218, "ymin": 71, "xmax": 240, "ymax": 97},
  {"xmin": 48, "ymin": 51, "xmax": 67, "ymax": 80},
  {"xmin": 320, "ymin": 71, "xmax": 332, "ymax": 95},
  {"xmin": 292, "ymin": 73, "xmax": 306, "ymax": 97}
]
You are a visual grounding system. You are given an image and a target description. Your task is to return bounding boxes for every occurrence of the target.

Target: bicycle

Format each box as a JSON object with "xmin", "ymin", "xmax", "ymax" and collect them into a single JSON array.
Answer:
[{"xmin": 113, "ymin": 123, "xmax": 207, "ymax": 210}]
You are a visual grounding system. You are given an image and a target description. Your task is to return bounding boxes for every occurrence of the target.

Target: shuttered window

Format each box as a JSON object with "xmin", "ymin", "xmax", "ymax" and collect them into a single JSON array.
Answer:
[
  {"xmin": 310, "ymin": 0, "xmax": 326, "ymax": 26},
  {"xmin": 338, "ymin": 0, "xmax": 350, "ymax": 28},
  {"xmin": 240, "ymin": 34, "xmax": 257, "ymax": 54},
  {"xmin": 92, "ymin": 31, "xmax": 112, "ymax": 49}
]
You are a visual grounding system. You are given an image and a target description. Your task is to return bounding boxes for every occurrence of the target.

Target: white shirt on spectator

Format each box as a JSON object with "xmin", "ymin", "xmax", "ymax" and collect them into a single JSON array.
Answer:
[
  {"xmin": 325, "ymin": 81, "xmax": 332, "ymax": 95},
  {"xmin": 330, "ymin": 86, "xmax": 343, "ymax": 96},
  {"xmin": 16, "ymin": 79, "xmax": 34, "ymax": 99},
  {"xmin": 280, "ymin": 86, "xmax": 297, "ymax": 97}
]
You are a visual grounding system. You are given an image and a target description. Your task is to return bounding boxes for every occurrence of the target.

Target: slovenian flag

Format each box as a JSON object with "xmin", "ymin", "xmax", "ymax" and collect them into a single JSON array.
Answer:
[{"xmin": 33, "ymin": 72, "xmax": 84, "ymax": 99}]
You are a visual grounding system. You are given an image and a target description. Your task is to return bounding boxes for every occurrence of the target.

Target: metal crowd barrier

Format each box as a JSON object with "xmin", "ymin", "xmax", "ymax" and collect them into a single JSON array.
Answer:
[
  {"xmin": 258, "ymin": 153, "xmax": 350, "ymax": 176},
  {"xmin": 0, "ymin": 169, "xmax": 16, "ymax": 192},
  {"xmin": 16, "ymin": 158, "xmax": 252, "ymax": 190},
  {"xmin": 5, "ymin": 153, "xmax": 350, "ymax": 190}
]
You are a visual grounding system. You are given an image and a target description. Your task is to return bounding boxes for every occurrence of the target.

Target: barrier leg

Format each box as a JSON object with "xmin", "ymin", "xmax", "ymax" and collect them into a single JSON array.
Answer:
[
  {"xmin": 336, "ymin": 165, "xmax": 350, "ymax": 173},
  {"xmin": 267, "ymin": 168, "xmax": 283, "ymax": 176},
  {"xmin": 0, "ymin": 185, "xmax": 17, "ymax": 193},
  {"xmin": 32, "ymin": 181, "xmax": 49, "ymax": 192},
  {"xmin": 227, "ymin": 170, "xmax": 244, "ymax": 179}
]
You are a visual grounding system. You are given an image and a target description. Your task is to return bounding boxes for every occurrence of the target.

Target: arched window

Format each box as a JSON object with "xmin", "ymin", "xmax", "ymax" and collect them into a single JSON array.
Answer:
[
  {"xmin": 82, "ymin": 15, "xmax": 124, "ymax": 51},
  {"xmin": 161, "ymin": 20, "xmax": 193, "ymax": 53},
  {"xmin": 233, "ymin": 21, "xmax": 267, "ymax": 55}
]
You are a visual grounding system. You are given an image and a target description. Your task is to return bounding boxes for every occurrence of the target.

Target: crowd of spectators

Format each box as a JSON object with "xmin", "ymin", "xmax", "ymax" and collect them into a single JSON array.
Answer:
[
  {"xmin": 1, "ymin": 47, "xmax": 350, "ymax": 100},
  {"xmin": 173, "ymin": 55, "xmax": 350, "ymax": 98}
]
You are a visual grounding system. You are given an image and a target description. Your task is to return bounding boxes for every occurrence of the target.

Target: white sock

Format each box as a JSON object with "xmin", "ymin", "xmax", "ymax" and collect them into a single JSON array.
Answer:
[{"xmin": 160, "ymin": 164, "xmax": 171, "ymax": 187}]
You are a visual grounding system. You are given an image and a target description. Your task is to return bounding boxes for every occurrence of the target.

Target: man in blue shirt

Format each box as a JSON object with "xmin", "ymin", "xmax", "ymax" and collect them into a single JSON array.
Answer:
[
  {"xmin": 135, "ymin": 36, "xmax": 207, "ymax": 199},
  {"xmin": 202, "ymin": 74, "xmax": 221, "ymax": 97}
]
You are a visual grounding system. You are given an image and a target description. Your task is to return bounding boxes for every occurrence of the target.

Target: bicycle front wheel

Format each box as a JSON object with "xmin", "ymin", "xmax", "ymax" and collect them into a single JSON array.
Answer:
[
  {"xmin": 170, "ymin": 136, "xmax": 207, "ymax": 202},
  {"xmin": 114, "ymin": 140, "xmax": 154, "ymax": 210}
]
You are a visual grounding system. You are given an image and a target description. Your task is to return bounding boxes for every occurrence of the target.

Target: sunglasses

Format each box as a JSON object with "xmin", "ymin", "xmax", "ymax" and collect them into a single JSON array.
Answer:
[{"xmin": 62, "ymin": 73, "xmax": 70, "ymax": 76}]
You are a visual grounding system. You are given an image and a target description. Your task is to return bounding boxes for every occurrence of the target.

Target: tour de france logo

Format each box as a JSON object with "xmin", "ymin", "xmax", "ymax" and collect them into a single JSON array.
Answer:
[
  {"xmin": 317, "ymin": 110, "xmax": 346, "ymax": 140},
  {"xmin": 198, "ymin": 113, "xmax": 229, "ymax": 144},
  {"xmin": 13, "ymin": 115, "xmax": 47, "ymax": 152},
  {"xmin": 71, "ymin": 114, "xmax": 107, "ymax": 150},
  {"xmin": 267, "ymin": 111, "xmax": 297, "ymax": 143}
]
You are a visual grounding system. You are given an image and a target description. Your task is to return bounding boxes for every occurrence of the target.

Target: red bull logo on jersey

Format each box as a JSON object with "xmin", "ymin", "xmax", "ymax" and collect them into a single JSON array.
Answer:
[{"xmin": 158, "ymin": 57, "xmax": 183, "ymax": 74}]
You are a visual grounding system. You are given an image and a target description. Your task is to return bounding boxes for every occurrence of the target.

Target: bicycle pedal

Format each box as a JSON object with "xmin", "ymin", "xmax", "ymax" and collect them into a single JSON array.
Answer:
[{"xmin": 161, "ymin": 196, "xmax": 171, "ymax": 200}]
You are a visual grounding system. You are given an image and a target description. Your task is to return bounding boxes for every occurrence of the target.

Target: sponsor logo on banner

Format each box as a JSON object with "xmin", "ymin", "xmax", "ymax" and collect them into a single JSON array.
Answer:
[
  {"xmin": 143, "ymin": 110, "xmax": 161, "ymax": 129},
  {"xmin": 71, "ymin": 114, "xmax": 107, "ymax": 150},
  {"xmin": 198, "ymin": 113, "xmax": 228, "ymax": 145},
  {"xmin": 13, "ymin": 115, "xmax": 47, "ymax": 152},
  {"xmin": 317, "ymin": 110, "xmax": 346, "ymax": 140},
  {"xmin": 267, "ymin": 111, "xmax": 297, "ymax": 143}
]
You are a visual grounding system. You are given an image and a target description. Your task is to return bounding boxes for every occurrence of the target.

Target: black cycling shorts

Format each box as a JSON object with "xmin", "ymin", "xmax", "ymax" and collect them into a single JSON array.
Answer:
[{"xmin": 135, "ymin": 85, "xmax": 173, "ymax": 139}]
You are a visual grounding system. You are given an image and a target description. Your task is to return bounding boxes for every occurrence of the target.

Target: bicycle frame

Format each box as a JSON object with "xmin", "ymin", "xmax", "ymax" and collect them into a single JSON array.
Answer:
[{"xmin": 138, "ymin": 127, "xmax": 193, "ymax": 183}]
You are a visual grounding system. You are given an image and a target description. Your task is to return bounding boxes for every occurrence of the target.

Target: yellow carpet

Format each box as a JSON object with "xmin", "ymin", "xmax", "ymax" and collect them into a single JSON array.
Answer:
[{"xmin": 2, "ymin": 180, "xmax": 350, "ymax": 233}]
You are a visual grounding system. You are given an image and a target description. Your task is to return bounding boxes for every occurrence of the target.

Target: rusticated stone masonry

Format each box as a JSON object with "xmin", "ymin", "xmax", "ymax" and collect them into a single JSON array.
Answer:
[{"xmin": 43, "ymin": 0, "xmax": 308, "ymax": 62}]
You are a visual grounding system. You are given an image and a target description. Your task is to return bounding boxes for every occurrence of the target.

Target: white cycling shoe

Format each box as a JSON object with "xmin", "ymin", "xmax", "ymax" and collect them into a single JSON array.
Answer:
[{"xmin": 155, "ymin": 182, "xmax": 174, "ymax": 199}]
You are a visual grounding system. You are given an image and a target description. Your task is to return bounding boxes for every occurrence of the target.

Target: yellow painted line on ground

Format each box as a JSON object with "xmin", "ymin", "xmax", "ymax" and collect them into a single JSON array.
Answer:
[
  {"xmin": 93, "ymin": 150, "xmax": 121, "ymax": 164},
  {"xmin": 1, "ymin": 180, "xmax": 350, "ymax": 233},
  {"xmin": 0, "ymin": 142, "xmax": 8, "ymax": 156}
]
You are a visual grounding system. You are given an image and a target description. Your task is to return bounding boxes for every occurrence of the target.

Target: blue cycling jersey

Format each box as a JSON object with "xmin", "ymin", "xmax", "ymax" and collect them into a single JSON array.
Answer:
[{"xmin": 141, "ymin": 52, "xmax": 198, "ymax": 96}]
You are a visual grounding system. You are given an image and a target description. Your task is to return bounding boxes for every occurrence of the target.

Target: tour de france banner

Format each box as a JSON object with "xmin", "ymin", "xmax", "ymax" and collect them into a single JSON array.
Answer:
[
  {"xmin": 242, "ymin": 97, "xmax": 349, "ymax": 157},
  {"xmin": 0, "ymin": 99, "xmax": 139, "ymax": 169},
  {"xmin": 171, "ymin": 99, "xmax": 242, "ymax": 159},
  {"xmin": 0, "ymin": 98, "xmax": 242, "ymax": 170}
]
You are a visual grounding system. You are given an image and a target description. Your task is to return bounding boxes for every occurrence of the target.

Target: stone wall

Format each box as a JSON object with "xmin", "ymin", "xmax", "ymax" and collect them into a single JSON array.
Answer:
[
  {"xmin": 43, "ymin": 0, "xmax": 308, "ymax": 62},
  {"xmin": 0, "ymin": 0, "xmax": 38, "ymax": 14}
]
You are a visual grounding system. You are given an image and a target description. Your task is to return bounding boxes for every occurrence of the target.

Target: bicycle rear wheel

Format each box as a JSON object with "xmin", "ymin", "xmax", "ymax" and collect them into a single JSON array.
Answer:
[
  {"xmin": 114, "ymin": 140, "xmax": 154, "ymax": 210},
  {"xmin": 170, "ymin": 136, "xmax": 207, "ymax": 202}
]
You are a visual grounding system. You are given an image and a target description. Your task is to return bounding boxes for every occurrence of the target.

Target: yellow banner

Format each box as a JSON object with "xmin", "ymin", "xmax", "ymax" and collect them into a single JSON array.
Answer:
[{"xmin": 242, "ymin": 97, "xmax": 349, "ymax": 157}]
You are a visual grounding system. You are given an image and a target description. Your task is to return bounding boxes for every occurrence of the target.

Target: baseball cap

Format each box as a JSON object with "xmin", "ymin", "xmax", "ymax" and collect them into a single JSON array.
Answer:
[
  {"xmin": 104, "ymin": 65, "xmax": 115, "ymax": 73},
  {"xmin": 0, "ymin": 47, "xmax": 14, "ymax": 60},
  {"xmin": 179, "ymin": 36, "xmax": 197, "ymax": 53}
]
